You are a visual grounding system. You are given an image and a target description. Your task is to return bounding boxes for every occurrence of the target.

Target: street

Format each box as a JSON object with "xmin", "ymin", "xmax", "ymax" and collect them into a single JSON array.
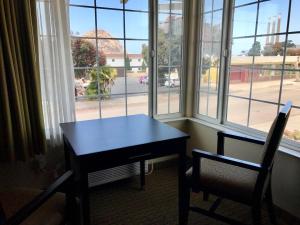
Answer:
[{"xmin": 75, "ymin": 78, "xmax": 300, "ymax": 143}]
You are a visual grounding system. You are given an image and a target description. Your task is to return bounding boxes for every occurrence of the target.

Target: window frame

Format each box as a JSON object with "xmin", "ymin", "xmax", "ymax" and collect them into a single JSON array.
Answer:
[{"xmin": 194, "ymin": 0, "xmax": 300, "ymax": 151}]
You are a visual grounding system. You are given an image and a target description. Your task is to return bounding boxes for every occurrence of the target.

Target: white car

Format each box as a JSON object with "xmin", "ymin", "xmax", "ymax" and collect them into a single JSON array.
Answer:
[{"xmin": 164, "ymin": 79, "xmax": 180, "ymax": 87}]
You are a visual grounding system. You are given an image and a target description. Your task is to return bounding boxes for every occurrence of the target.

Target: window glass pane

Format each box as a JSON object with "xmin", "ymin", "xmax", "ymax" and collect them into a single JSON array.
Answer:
[
  {"xmin": 71, "ymin": 38, "xmax": 97, "ymax": 68},
  {"xmin": 70, "ymin": 0, "xmax": 94, "ymax": 6},
  {"xmin": 106, "ymin": 67, "xmax": 125, "ymax": 95},
  {"xmin": 251, "ymin": 70, "xmax": 281, "ymax": 102},
  {"xmin": 249, "ymin": 101, "xmax": 277, "ymax": 132},
  {"xmin": 75, "ymin": 97, "xmax": 99, "ymax": 121},
  {"xmin": 158, "ymin": 0, "xmax": 183, "ymax": 14},
  {"xmin": 157, "ymin": 0, "xmax": 183, "ymax": 115},
  {"xmin": 257, "ymin": 0, "xmax": 288, "ymax": 35},
  {"xmin": 231, "ymin": 38, "xmax": 254, "ymax": 58},
  {"xmin": 232, "ymin": 4, "xmax": 257, "ymax": 38},
  {"xmin": 125, "ymin": 12, "xmax": 148, "ymax": 39},
  {"xmin": 164, "ymin": 67, "xmax": 181, "ymax": 88},
  {"xmin": 289, "ymin": 0, "xmax": 300, "ymax": 32},
  {"xmin": 284, "ymin": 108, "xmax": 300, "ymax": 143},
  {"xmin": 253, "ymin": 35, "xmax": 285, "ymax": 69},
  {"xmin": 127, "ymin": 68, "xmax": 148, "ymax": 94},
  {"xmin": 203, "ymin": 0, "xmax": 223, "ymax": 12},
  {"xmin": 125, "ymin": 0, "xmax": 148, "ymax": 11},
  {"xmin": 212, "ymin": 10, "xmax": 223, "ymax": 41},
  {"xmin": 199, "ymin": 92, "xmax": 208, "ymax": 115},
  {"xmin": 281, "ymin": 71, "xmax": 300, "ymax": 107},
  {"xmin": 158, "ymin": 0, "xmax": 170, "ymax": 13},
  {"xmin": 101, "ymin": 95, "xmax": 126, "ymax": 118},
  {"xmin": 70, "ymin": 7, "xmax": 95, "ymax": 37},
  {"xmin": 234, "ymin": 0, "xmax": 258, "ymax": 6},
  {"xmin": 228, "ymin": 66, "xmax": 251, "ymax": 98},
  {"xmin": 170, "ymin": 91, "xmax": 180, "ymax": 113},
  {"xmin": 74, "ymin": 68, "xmax": 98, "ymax": 97},
  {"xmin": 227, "ymin": 97, "xmax": 249, "ymax": 126},
  {"xmin": 157, "ymin": 92, "xmax": 169, "ymax": 114},
  {"xmin": 97, "ymin": 9, "xmax": 123, "ymax": 38},
  {"xmin": 157, "ymin": 67, "xmax": 168, "ymax": 88},
  {"xmin": 207, "ymin": 93, "xmax": 218, "ymax": 118},
  {"xmin": 198, "ymin": 0, "xmax": 224, "ymax": 118},
  {"xmin": 127, "ymin": 94, "xmax": 148, "ymax": 115},
  {"xmin": 202, "ymin": 13, "xmax": 212, "ymax": 41},
  {"xmin": 96, "ymin": 0, "xmax": 123, "ymax": 9},
  {"xmin": 170, "ymin": 42, "xmax": 182, "ymax": 66},
  {"xmin": 284, "ymin": 34, "xmax": 300, "ymax": 70}
]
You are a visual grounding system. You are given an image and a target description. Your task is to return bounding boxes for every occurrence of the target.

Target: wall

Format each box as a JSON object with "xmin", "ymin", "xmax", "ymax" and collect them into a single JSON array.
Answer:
[{"xmin": 185, "ymin": 119, "xmax": 300, "ymax": 219}]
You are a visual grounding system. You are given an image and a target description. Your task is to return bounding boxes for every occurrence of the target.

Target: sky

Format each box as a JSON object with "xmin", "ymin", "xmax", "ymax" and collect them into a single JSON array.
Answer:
[
  {"xmin": 69, "ymin": 0, "xmax": 300, "ymax": 55},
  {"xmin": 231, "ymin": 0, "xmax": 300, "ymax": 55},
  {"xmin": 69, "ymin": 0, "xmax": 184, "ymax": 53},
  {"xmin": 69, "ymin": 0, "xmax": 149, "ymax": 53}
]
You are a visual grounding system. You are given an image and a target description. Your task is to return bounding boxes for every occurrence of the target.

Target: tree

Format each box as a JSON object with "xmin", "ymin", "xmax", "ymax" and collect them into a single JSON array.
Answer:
[
  {"xmin": 272, "ymin": 42, "xmax": 283, "ymax": 56},
  {"xmin": 86, "ymin": 68, "xmax": 117, "ymax": 97},
  {"xmin": 141, "ymin": 60, "xmax": 147, "ymax": 71},
  {"xmin": 71, "ymin": 39, "xmax": 96, "ymax": 73},
  {"xmin": 286, "ymin": 40, "xmax": 296, "ymax": 48},
  {"xmin": 71, "ymin": 39, "xmax": 106, "ymax": 78},
  {"xmin": 263, "ymin": 40, "xmax": 296, "ymax": 56},
  {"xmin": 201, "ymin": 57, "xmax": 211, "ymax": 75},
  {"xmin": 139, "ymin": 28, "xmax": 183, "ymax": 85},
  {"xmin": 142, "ymin": 43, "xmax": 148, "ymax": 65},
  {"xmin": 248, "ymin": 41, "xmax": 261, "ymax": 56},
  {"xmin": 125, "ymin": 55, "xmax": 131, "ymax": 71}
]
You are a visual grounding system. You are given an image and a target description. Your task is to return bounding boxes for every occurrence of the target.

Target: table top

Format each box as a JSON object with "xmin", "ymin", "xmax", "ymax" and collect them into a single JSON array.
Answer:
[{"xmin": 60, "ymin": 114, "xmax": 189, "ymax": 157}]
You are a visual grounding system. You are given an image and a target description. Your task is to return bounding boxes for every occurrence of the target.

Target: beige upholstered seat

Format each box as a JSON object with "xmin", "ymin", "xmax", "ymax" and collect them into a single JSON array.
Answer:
[
  {"xmin": 186, "ymin": 158, "xmax": 258, "ymax": 203},
  {"xmin": 0, "ymin": 188, "xmax": 65, "ymax": 225}
]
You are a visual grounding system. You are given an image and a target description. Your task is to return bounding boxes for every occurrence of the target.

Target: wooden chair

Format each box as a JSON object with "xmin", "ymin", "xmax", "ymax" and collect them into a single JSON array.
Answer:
[
  {"xmin": 0, "ymin": 170, "xmax": 79, "ymax": 225},
  {"xmin": 184, "ymin": 101, "xmax": 292, "ymax": 225}
]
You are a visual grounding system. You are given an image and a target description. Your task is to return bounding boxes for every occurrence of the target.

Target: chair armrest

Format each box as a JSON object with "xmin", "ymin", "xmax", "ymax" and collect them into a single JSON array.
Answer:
[
  {"xmin": 192, "ymin": 149, "xmax": 262, "ymax": 171},
  {"xmin": 5, "ymin": 170, "xmax": 74, "ymax": 225},
  {"xmin": 218, "ymin": 130, "xmax": 265, "ymax": 145}
]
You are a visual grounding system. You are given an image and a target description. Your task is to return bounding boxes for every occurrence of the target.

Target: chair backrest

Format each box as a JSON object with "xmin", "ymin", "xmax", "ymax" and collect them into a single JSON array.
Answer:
[
  {"xmin": 254, "ymin": 102, "xmax": 292, "ymax": 201},
  {"xmin": 260, "ymin": 101, "xmax": 292, "ymax": 170}
]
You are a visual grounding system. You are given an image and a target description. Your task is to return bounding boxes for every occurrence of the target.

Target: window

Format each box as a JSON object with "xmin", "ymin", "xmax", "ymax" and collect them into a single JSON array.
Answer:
[
  {"xmin": 196, "ymin": 0, "xmax": 300, "ymax": 148},
  {"xmin": 70, "ymin": 0, "xmax": 149, "ymax": 120},
  {"xmin": 156, "ymin": 0, "xmax": 184, "ymax": 115},
  {"xmin": 69, "ymin": 0, "xmax": 185, "ymax": 120},
  {"xmin": 196, "ymin": 0, "xmax": 224, "ymax": 119}
]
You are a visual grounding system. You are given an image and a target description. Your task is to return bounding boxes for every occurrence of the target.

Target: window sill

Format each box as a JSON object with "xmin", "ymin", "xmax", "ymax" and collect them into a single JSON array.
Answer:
[{"xmin": 160, "ymin": 116, "xmax": 300, "ymax": 159}]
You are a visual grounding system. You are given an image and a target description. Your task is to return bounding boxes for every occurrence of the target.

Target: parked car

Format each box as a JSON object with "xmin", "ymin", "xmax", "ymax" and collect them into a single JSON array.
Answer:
[{"xmin": 164, "ymin": 79, "xmax": 180, "ymax": 87}]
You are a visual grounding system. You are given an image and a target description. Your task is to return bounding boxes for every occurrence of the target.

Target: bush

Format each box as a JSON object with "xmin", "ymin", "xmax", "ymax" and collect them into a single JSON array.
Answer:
[{"xmin": 86, "ymin": 67, "xmax": 117, "ymax": 97}]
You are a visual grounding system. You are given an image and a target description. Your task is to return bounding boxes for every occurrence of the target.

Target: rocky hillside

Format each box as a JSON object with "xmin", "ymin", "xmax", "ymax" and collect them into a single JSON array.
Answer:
[{"xmin": 83, "ymin": 30, "xmax": 123, "ymax": 54}]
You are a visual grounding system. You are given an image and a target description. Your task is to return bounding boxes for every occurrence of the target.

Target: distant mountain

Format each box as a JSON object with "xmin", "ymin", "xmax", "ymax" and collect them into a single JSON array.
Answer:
[{"xmin": 83, "ymin": 30, "xmax": 123, "ymax": 54}]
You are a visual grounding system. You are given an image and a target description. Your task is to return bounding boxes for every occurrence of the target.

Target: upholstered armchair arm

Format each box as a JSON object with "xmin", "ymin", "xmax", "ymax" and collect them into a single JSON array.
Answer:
[
  {"xmin": 5, "ymin": 170, "xmax": 74, "ymax": 225},
  {"xmin": 217, "ymin": 130, "xmax": 265, "ymax": 155},
  {"xmin": 192, "ymin": 149, "xmax": 262, "ymax": 172}
]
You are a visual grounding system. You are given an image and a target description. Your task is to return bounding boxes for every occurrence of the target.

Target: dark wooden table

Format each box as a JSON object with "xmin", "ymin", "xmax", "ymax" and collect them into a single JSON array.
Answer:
[{"xmin": 61, "ymin": 114, "xmax": 189, "ymax": 225}]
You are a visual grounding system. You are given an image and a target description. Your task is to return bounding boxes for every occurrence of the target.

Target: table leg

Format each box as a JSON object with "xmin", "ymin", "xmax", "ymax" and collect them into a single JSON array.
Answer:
[
  {"xmin": 64, "ymin": 136, "xmax": 76, "ymax": 225},
  {"xmin": 178, "ymin": 145, "xmax": 187, "ymax": 225},
  {"xmin": 79, "ymin": 171, "xmax": 90, "ymax": 225},
  {"xmin": 140, "ymin": 160, "xmax": 145, "ymax": 190}
]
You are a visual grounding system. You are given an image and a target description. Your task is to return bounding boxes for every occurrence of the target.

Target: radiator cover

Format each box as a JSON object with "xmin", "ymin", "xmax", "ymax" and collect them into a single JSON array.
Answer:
[{"xmin": 88, "ymin": 161, "xmax": 148, "ymax": 187}]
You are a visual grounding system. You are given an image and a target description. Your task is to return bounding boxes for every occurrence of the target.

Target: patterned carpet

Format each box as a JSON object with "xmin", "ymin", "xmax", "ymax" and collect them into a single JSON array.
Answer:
[{"xmin": 89, "ymin": 165, "xmax": 298, "ymax": 225}]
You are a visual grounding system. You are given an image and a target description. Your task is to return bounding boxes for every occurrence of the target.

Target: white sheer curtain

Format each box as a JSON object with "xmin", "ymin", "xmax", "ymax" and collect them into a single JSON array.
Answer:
[{"xmin": 36, "ymin": 0, "xmax": 75, "ymax": 147}]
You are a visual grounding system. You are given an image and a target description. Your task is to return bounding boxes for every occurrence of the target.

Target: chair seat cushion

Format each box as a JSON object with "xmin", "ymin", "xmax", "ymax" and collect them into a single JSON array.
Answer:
[
  {"xmin": 0, "ymin": 188, "xmax": 65, "ymax": 225},
  {"xmin": 186, "ymin": 158, "xmax": 258, "ymax": 203}
]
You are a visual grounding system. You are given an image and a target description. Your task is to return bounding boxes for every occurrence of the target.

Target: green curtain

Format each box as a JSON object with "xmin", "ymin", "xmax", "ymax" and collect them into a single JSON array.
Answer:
[{"xmin": 0, "ymin": 0, "xmax": 46, "ymax": 161}]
